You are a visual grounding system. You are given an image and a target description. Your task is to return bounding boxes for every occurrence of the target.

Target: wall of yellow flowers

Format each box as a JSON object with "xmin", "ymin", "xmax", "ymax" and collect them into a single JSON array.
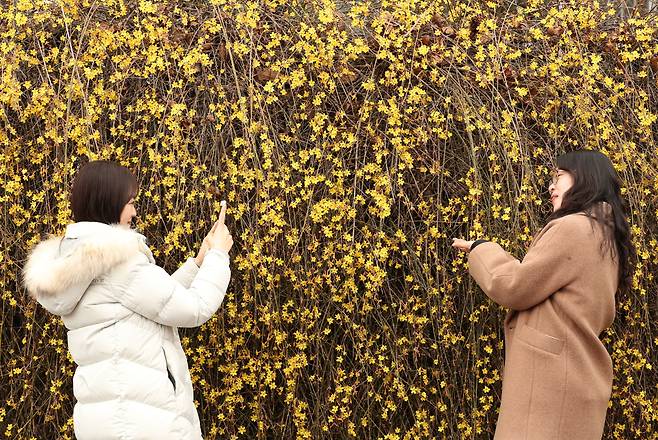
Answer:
[{"xmin": 1, "ymin": 0, "xmax": 657, "ymax": 438}]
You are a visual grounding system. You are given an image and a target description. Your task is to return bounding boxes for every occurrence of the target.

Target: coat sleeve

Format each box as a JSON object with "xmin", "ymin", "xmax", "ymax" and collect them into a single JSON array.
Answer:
[
  {"xmin": 120, "ymin": 249, "xmax": 231, "ymax": 327},
  {"xmin": 467, "ymin": 219, "xmax": 586, "ymax": 311},
  {"xmin": 170, "ymin": 258, "xmax": 199, "ymax": 288}
]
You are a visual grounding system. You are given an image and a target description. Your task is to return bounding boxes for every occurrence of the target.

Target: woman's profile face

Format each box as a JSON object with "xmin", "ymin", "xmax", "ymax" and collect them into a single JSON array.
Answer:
[
  {"xmin": 549, "ymin": 168, "xmax": 574, "ymax": 212},
  {"xmin": 119, "ymin": 198, "xmax": 137, "ymax": 226}
]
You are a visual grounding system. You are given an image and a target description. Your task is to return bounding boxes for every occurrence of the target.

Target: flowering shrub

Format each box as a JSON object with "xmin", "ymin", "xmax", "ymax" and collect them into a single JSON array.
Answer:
[{"xmin": 1, "ymin": 0, "xmax": 657, "ymax": 438}]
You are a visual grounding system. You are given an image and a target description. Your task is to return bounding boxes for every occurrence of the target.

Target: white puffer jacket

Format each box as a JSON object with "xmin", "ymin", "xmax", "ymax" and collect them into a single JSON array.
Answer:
[{"xmin": 23, "ymin": 221, "xmax": 231, "ymax": 440}]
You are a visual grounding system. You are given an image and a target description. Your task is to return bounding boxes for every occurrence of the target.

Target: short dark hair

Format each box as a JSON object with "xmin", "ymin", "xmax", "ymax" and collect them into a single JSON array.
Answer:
[{"xmin": 70, "ymin": 161, "xmax": 138, "ymax": 224}]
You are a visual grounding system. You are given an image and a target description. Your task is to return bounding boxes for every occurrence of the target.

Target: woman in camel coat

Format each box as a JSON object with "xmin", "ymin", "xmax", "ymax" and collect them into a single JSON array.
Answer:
[{"xmin": 452, "ymin": 150, "xmax": 634, "ymax": 440}]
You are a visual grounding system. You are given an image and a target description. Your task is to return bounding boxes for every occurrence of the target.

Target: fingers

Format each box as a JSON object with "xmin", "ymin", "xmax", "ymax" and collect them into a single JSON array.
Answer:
[
  {"xmin": 204, "ymin": 200, "xmax": 233, "ymax": 253},
  {"xmin": 209, "ymin": 200, "xmax": 227, "ymax": 234},
  {"xmin": 210, "ymin": 220, "xmax": 221, "ymax": 234},
  {"xmin": 217, "ymin": 199, "xmax": 227, "ymax": 226},
  {"xmin": 451, "ymin": 238, "xmax": 468, "ymax": 251}
]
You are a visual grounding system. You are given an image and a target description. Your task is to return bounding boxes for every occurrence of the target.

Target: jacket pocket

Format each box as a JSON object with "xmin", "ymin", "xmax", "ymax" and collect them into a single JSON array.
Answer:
[
  {"xmin": 162, "ymin": 347, "xmax": 176, "ymax": 392},
  {"xmin": 516, "ymin": 323, "xmax": 565, "ymax": 355}
]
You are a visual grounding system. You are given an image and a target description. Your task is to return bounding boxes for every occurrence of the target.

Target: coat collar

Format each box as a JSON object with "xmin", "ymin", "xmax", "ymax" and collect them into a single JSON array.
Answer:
[{"xmin": 23, "ymin": 222, "xmax": 153, "ymax": 315}]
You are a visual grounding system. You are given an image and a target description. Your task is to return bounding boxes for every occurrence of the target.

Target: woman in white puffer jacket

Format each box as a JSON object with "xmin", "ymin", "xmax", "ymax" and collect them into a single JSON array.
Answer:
[{"xmin": 22, "ymin": 160, "xmax": 233, "ymax": 440}]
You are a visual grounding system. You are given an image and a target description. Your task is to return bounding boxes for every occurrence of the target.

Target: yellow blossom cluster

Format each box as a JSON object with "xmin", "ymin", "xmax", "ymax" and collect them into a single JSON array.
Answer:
[{"xmin": 1, "ymin": 0, "xmax": 657, "ymax": 438}]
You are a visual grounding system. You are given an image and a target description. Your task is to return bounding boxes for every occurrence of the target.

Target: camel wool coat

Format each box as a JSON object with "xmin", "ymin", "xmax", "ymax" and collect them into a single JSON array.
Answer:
[{"xmin": 468, "ymin": 211, "xmax": 618, "ymax": 440}]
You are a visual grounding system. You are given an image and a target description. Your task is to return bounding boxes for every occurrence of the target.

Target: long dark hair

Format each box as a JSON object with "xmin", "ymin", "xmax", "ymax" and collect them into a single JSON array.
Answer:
[
  {"xmin": 548, "ymin": 150, "xmax": 634, "ymax": 292},
  {"xmin": 70, "ymin": 160, "xmax": 138, "ymax": 224}
]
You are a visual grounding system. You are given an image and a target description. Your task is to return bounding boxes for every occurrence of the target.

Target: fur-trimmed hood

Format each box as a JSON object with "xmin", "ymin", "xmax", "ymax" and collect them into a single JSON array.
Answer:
[{"xmin": 23, "ymin": 222, "xmax": 153, "ymax": 316}]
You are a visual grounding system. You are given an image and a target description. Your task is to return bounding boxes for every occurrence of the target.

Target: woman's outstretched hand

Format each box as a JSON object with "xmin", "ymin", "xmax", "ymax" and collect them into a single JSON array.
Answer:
[
  {"xmin": 195, "ymin": 201, "xmax": 234, "ymax": 266},
  {"xmin": 451, "ymin": 238, "xmax": 475, "ymax": 253}
]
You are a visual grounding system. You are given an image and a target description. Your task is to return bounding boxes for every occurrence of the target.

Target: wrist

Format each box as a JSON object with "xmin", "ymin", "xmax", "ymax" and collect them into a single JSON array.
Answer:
[
  {"xmin": 207, "ymin": 247, "xmax": 230, "ymax": 258},
  {"xmin": 470, "ymin": 239, "xmax": 488, "ymax": 251}
]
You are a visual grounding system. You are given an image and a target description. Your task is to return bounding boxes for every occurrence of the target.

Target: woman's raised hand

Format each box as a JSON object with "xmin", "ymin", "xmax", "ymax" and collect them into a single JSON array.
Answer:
[
  {"xmin": 207, "ymin": 200, "xmax": 233, "ymax": 253},
  {"xmin": 195, "ymin": 201, "xmax": 234, "ymax": 266},
  {"xmin": 451, "ymin": 238, "xmax": 475, "ymax": 253}
]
